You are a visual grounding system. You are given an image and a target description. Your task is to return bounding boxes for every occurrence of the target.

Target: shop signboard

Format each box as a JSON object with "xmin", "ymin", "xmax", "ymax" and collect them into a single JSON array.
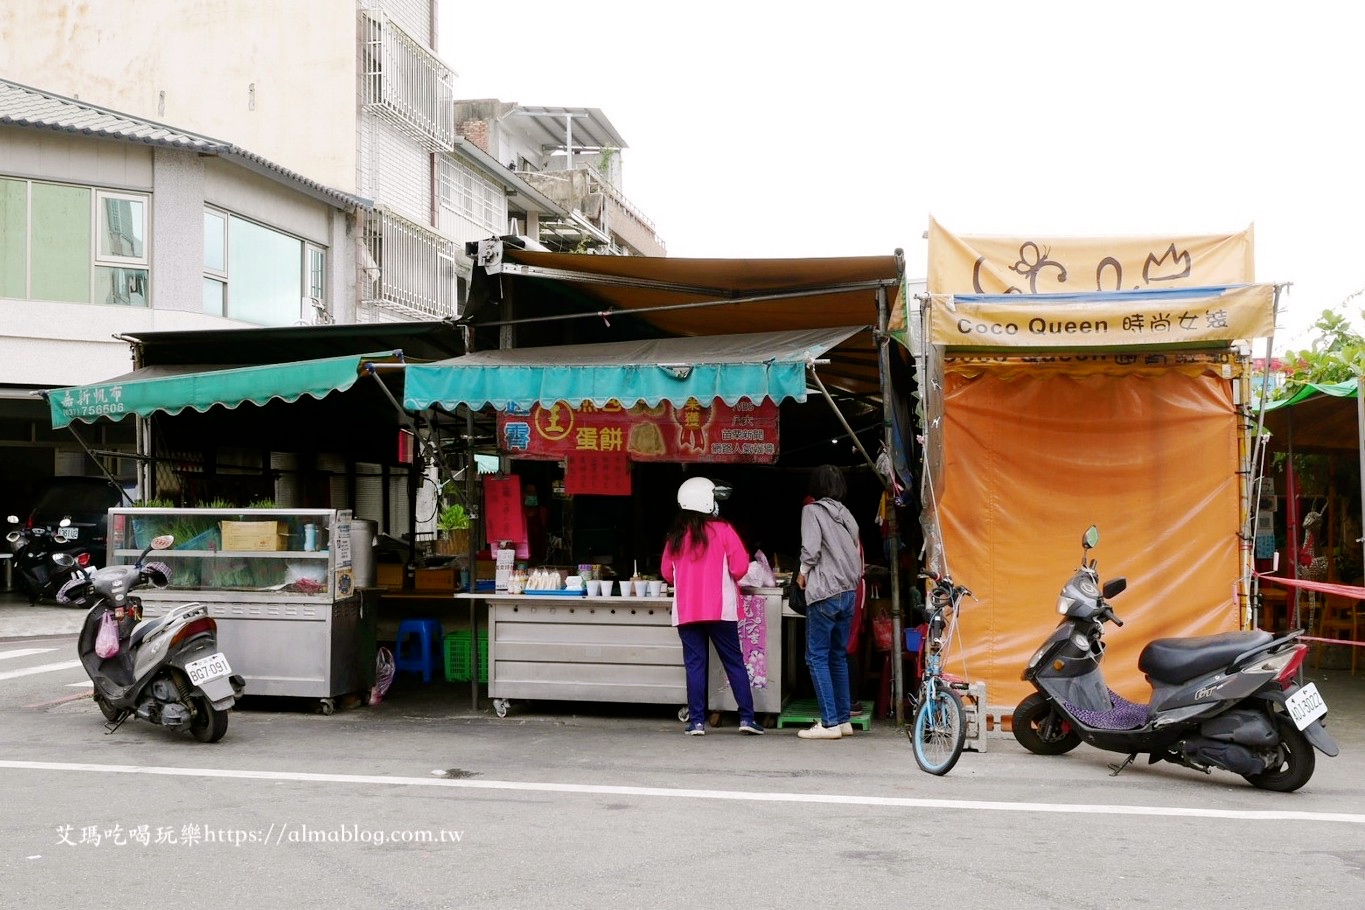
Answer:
[{"xmin": 498, "ymin": 398, "xmax": 779, "ymax": 464}]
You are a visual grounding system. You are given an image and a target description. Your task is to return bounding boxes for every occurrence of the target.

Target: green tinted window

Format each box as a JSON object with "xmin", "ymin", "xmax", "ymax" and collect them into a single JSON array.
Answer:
[
  {"xmin": 0, "ymin": 178, "xmax": 26, "ymax": 298},
  {"xmin": 30, "ymin": 183, "xmax": 90, "ymax": 302}
]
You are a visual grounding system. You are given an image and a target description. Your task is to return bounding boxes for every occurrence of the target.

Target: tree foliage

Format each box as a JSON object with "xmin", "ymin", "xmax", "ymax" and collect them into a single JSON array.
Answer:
[{"xmin": 1275, "ymin": 306, "xmax": 1365, "ymax": 398}]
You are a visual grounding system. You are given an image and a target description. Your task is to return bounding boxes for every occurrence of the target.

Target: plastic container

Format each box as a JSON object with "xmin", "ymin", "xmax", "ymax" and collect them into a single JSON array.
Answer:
[{"xmin": 443, "ymin": 630, "xmax": 489, "ymax": 683}]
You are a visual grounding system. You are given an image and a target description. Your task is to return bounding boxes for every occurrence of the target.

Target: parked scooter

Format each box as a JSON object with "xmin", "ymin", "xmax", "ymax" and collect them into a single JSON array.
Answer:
[
  {"xmin": 1013, "ymin": 525, "xmax": 1338, "ymax": 791},
  {"xmin": 6, "ymin": 514, "xmax": 96, "ymax": 604},
  {"xmin": 56, "ymin": 534, "xmax": 244, "ymax": 742}
]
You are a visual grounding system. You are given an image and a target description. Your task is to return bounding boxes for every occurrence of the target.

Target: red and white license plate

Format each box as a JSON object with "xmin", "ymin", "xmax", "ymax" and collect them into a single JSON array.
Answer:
[{"xmin": 186, "ymin": 652, "xmax": 232, "ymax": 687}]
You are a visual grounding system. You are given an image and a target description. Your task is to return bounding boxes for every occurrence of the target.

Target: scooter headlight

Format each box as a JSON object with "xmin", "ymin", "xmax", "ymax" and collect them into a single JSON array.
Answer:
[{"xmin": 1056, "ymin": 594, "xmax": 1074, "ymax": 615}]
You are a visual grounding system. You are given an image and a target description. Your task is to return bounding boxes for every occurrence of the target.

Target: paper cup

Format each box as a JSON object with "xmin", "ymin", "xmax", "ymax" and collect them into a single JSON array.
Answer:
[
  {"xmin": 586, "ymin": 579, "xmax": 602, "ymax": 597},
  {"xmin": 647, "ymin": 580, "xmax": 663, "ymax": 597},
  {"xmin": 631, "ymin": 580, "xmax": 647, "ymax": 597}
]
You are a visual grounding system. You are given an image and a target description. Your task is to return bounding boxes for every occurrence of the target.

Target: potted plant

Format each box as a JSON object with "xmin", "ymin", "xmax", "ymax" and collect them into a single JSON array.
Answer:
[{"xmin": 435, "ymin": 502, "xmax": 471, "ymax": 555}]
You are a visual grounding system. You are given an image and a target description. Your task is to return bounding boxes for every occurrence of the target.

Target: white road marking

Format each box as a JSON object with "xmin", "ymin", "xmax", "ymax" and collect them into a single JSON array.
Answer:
[
  {"xmin": 0, "ymin": 648, "xmax": 56, "ymax": 661},
  {"xmin": 65, "ymin": 681, "xmax": 93, "ymax": 688},
  {"xmin": 0, "ymin": 660, "xmax": 82, "ymax": 681},
  {"xmin": 1, "ymin": 759, "xmax": 1361, "ymax": 825}
]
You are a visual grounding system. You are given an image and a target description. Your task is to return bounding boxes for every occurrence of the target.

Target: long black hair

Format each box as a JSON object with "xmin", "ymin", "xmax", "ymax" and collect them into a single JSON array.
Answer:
[{"xmin": 665, "ymin": 511, "xmax": 713, "ymax": 557}]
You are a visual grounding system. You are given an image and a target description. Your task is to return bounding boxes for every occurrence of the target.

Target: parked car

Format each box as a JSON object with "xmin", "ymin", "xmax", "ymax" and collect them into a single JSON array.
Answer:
[{"xmin": 25, "ymin": 477, "xmax": 127, "ymax": 567}]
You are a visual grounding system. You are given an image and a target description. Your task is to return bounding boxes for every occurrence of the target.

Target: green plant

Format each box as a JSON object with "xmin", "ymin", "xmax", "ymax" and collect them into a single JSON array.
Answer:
[
  {"xmin": 437, "ymin": 503, "xmax": 469, "ymax": 532},
  {"xmin": 199, "ymin": 497, "xmax": 236, "ymax": 510},
  {"xmin": 138, "ymin": 497, "xmax": 176, "ymax": 508},
  {"xmin": 247, "ymin": 497, "xmax": 278, "ymax": 509}
]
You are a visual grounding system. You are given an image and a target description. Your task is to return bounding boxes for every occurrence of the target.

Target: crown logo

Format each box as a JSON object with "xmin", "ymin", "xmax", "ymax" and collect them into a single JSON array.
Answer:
[{"xmin": 1142, "ymin": 244, "xmax": 1192, "ymax": 283}]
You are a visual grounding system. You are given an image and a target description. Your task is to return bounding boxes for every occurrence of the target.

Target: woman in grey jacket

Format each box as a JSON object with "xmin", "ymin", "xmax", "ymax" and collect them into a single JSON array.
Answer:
[{"xmin": 796, "ymin": 464, "xmax": 862, "ymax": 740}]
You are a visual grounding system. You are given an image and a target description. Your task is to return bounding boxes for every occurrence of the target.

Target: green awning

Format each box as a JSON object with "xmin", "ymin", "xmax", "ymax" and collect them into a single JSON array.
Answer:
[
  {"xmin": 1261, "ymin": 378, "xmax": 1359, "ymax": 412},
  {"xmin": 403, "ymin": 327, "xmax": 866, "ymax": 412},
  {"xmin": 47, "ymin": 351, "xmax": 400, "ymax": 429}
]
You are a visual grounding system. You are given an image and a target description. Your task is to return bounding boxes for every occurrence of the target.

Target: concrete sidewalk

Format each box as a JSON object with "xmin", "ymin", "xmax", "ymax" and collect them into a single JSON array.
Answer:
[
  {"xmin": 4, "ymin": 586, "xmax": 1361, "ymax": 745},
  {"xmin": 0, "ymin": 589, "xmax": 85, "ymax": 639}
]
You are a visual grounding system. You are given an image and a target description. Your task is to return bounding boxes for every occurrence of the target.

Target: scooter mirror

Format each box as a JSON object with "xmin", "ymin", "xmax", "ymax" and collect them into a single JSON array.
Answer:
[
  {"xmin": 150, "ymin": 534, "xmax": 175, "ymax": 550},
  {"xmin": 1082, "ymin": 525, "xmax": 1100, "ymax": 550},
  {"xmin": 52, "ymin": 552, "xmax": 76, "ymax": 568},
  {"xmin": 1102, "ymin": 577, "xmax": 1127, "ymax": 599}
]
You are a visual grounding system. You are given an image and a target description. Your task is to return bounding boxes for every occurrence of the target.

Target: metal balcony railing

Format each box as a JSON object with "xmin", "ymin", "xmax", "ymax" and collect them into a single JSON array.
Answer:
[
  {"xmin": 361, "ymin": 207, "xmax": 457, "ymax": 320},
  {"xmin": 360, "ymin": 10, "xmax": 455, "ymax": 151}
]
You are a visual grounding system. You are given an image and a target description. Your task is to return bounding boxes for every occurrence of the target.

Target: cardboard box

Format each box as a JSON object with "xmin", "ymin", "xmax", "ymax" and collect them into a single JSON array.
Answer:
[
  {"xmin": 376, "ymin": 563, "xmax": 404, "ymax": 588},
  {"xmin": 220, "ymin": 520, "xmax": 284, "ymax": 551},
  {"xmin": 415, "ymin": 566, "xmax": 457, "ymax": 591}
]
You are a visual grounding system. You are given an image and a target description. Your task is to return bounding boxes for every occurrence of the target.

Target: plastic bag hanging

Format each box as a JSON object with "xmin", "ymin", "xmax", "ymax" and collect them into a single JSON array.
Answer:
[{"xmin": 95, "ymin": 609, "xmax": 120, "ymax": 659}]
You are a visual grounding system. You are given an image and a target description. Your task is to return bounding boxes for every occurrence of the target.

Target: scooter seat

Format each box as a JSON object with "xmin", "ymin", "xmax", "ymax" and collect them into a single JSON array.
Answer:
[
  {"xmin": 1138, "ymin": 630, "xmax": 1274, "ymax": 684},
  {"xmin": 128, "ymin": 614, "xmax": 171, "ymax": 650}
]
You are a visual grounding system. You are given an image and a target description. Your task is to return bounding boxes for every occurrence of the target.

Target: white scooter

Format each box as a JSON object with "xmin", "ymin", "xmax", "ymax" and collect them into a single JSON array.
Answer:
[{"xmin": 57, "ymin": 535, "xmax": 244, "ymax": 742}]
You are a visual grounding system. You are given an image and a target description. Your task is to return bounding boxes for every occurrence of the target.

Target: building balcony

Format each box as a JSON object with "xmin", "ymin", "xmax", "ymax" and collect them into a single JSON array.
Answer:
[
  {"xmin": 361, "ymin": 207, "xmax": 457, "ymax": 320},
  {"xmin": 520, "ymin": 165, "xmax": 666, "ymax": 257},
  {"xmin": 360, "ymin": 10, "xmax": 455, "ymax": 152}
]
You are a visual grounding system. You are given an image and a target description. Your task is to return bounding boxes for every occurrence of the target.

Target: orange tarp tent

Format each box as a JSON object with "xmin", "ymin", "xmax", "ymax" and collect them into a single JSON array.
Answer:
[{"xmin": 920, "ymin": 222, "xmax": 1275, "ymax": 709}]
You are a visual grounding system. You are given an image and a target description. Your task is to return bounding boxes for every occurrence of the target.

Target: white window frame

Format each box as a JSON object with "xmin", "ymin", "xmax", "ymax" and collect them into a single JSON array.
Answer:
[
  {"xmin": 203, "ymin": 207, "xmax": 229, "ymax": 317},
  {"xmin": 438, "ymin": 157, "xmax": 505, "ymax": 236},
  {"xmin": 94, "ymin": 190, "xmax": 149, "ymax": 267},
  {"xmin": 203, "ymin": 206, "xmax": 327, "ymax": 325}
]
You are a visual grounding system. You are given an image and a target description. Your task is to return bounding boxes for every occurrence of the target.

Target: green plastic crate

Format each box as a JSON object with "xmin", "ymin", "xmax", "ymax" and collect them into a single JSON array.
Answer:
[{"xmin": 443, "ymin": 630, "xmax": 488, "ymax": 683}]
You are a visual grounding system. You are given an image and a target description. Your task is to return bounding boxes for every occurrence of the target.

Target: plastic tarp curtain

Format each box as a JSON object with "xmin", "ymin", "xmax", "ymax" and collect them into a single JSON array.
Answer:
[
  {"xmin": 402, "ymin": 326, "xmax": 864, "ymax": 411},
  {"xmin": 938, "ymin": 360, "xmax": 1242, "ymax": 706}
]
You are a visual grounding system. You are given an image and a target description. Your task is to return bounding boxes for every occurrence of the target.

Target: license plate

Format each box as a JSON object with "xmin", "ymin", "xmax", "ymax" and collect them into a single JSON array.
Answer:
[
  {"xmin": 186, "ymin": 652, "xmax": 232, "ymax": 687},
  {"xmin": 57, "ymin": 526, "xmax": 78, "ymax": 540},
  {"xmin": 1286, "ymin": 682, "xmax": 1328, "ymax": 730}
]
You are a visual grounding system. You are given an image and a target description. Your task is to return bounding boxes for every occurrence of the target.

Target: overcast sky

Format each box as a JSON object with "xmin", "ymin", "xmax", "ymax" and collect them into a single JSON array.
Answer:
[{"xmin": 440, "ymin": 1, "xmax": 1363, "ymax": 351}]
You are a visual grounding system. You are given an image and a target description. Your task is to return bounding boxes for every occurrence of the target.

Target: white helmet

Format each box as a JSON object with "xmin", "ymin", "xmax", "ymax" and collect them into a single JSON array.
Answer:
[{"xmin": 677, "ymin": 477, "xmax": 731, "ymax": 516}]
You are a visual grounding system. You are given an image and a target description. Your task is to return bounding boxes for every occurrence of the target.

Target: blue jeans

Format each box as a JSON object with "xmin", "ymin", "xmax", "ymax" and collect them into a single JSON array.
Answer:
[
  {"xmin": 678, "ymin": 621, "xmax": 755, "ymax": 727},
  {"xmin": 805, "ymin": 589, "xmax": 855, "ymax": 727}
]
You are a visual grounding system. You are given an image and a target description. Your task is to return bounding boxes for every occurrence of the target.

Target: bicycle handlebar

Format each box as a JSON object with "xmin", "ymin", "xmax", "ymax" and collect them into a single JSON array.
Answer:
[{"xmin": 919, "ymin": 571, "xmax": 972, "ymax": 604}]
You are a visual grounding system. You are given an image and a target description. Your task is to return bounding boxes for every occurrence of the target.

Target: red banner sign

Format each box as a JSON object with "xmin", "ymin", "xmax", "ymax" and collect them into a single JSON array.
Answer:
[
  {"xmin": 564, "ymin": 451, "xmax": 633, "ymax": 496},
  {"xmin": 498, "ymin": 399, "xmax": 779, "ymax": 464}
]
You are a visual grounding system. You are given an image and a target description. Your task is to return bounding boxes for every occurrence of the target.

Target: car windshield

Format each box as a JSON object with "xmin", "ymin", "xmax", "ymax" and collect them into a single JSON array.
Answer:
[{"xmin": 33, "ymin": 481, "xmax": 122, "ymax": 515}]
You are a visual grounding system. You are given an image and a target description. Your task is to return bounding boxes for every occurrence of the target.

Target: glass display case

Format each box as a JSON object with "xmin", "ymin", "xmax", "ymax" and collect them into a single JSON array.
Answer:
[
  {"xmin": 106, "ymin": 508, "xmax": 368, "ymax": 712},
  {"xmin": 107, "ymin": 508, "xmax": 353, "ymax": 599}
]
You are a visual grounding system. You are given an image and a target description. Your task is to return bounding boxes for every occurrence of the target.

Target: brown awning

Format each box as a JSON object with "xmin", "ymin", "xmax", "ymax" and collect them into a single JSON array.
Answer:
[{"xmin": 463, "ymin": 247, "xmax": 904, "ymax": 399}]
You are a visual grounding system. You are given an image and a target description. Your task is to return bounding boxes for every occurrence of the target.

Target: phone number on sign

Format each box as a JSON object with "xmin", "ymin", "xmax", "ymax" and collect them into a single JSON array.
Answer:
[{"xmin": 56, "ymin": 823, "xmax": 464, "ymax": 847}]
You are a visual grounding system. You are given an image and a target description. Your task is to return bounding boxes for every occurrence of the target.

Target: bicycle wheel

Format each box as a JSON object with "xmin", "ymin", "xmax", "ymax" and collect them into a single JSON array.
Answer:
[{"xmin": 909, "ymin": 684, "xmax": 967, "ymax": 775}]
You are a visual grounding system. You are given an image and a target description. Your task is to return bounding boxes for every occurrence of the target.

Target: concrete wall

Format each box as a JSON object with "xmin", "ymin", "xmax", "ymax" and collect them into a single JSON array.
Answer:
[
  {"xmin": 0, "ymin": 129, "xmax": 354, "ymax": 385},
  {"xmin": 0, "ymin": 0, "xmax": 359, "ymax": 192}
]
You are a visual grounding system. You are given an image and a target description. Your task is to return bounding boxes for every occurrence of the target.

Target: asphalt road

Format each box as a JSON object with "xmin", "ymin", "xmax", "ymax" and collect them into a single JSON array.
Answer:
[{"xmin": 1, "ymin": 595, "xmax": 1362, "ymax": 910}]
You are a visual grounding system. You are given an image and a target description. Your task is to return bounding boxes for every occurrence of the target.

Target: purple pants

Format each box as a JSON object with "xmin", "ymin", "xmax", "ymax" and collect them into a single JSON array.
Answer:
[{"xmin": 678, "ymin": 621, "xmax": 755, "ymax": 727}]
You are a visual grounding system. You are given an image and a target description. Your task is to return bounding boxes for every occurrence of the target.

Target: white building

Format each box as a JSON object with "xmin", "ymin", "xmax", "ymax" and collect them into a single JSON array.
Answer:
[{"xmin": 0, "ymin": 0, "xmax": 659, "ymax": 519}]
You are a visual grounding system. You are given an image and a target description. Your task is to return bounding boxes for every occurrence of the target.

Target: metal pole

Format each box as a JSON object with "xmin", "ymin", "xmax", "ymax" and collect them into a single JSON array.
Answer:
[
  {"xmin": 874, "ymin": 284, "xmax": 906, "ymax": 727},
  {"xmin": 1357, "ymin": 375, "xmax": 1364, "ymax": 605}
]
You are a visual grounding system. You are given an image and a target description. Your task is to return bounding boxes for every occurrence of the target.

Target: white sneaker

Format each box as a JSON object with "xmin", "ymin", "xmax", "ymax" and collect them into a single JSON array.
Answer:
[
  {"xmin": 839, "ymin": 722, "xmax": 854, "ymax": 736},
  {"xmin": 797, "ymin": 722, "xmax": 842, "ymax": 740}
]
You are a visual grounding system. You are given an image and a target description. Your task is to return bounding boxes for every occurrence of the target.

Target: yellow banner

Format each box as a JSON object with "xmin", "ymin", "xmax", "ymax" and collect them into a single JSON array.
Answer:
[
  {"xmin": 928, "ymin": 284, "xmax": 1276, "ymax": 349},
  {"xmin": 927, "ymin": 217, "xmax": 1255, "ymax": 294}
]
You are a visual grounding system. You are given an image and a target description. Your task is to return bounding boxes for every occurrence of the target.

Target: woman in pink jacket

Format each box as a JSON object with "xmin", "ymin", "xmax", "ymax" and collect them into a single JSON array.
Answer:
[{"xmin": 660, "ymin": 477, "xmax": 763, "ymax": 736}]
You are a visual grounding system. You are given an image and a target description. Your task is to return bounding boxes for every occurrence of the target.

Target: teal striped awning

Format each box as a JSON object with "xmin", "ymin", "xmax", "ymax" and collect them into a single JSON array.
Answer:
[
  {"xmin": 47, "ymin": 351, "xmax": 400, "ymax": 429},
  {"xmin": 402, "ymin": 327, "xmax": 866, "ymax": 412}
]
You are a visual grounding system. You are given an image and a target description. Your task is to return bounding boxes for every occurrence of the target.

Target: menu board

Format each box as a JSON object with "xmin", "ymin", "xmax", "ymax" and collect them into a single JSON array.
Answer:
[{"xmin": 498, "ymin": 398, "xmax": 779, "ymax": 464}]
